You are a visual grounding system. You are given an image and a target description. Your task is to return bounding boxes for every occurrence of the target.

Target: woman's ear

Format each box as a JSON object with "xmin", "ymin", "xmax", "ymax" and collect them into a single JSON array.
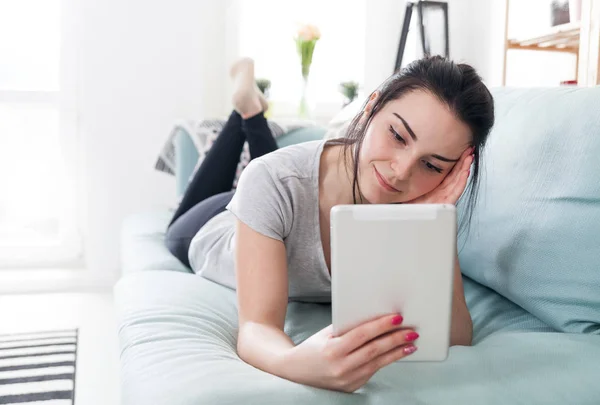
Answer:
[{"xmin": 363, "ymin": 91, "xmax": 380, "ymax": 115}]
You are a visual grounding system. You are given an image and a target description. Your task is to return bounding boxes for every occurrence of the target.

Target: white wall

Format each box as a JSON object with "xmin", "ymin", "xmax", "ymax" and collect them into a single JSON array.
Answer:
[
  {"xmin": 465, "ymin": 0, "xmax": 579, "ymax": 87},
  {"xmin": 504, "ymin": 0, "xmax": 578, "ymax": 85},
  {"xmin": 461, "ymin": 0, "xmax": 507, "ymax": 87},
  {"xmin": 363, "ymin": 0, "xmax": 492, "ymax": 94},
  {"xmin": 78, "ymin": 0, "xmax": 229, "ymax": 281},
  {"xmin": 363, "ymin": 0, "xmax": 510, "ymax": 91},
  {"xmin": 75, "ymin": 0, "xmax": 508, "ymax": 283},
  {"xmin": 363, "ymin": 0, "xmax": 407, "ymax": 94},
  {"xmin": 232, "ymin": 0, "xmax": 366, "ymax": 123}
]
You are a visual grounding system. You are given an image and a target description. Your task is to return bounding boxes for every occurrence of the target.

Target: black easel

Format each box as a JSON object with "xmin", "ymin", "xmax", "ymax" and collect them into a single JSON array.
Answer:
[{"xmin": 394, "ymin": 1, "xmax": 450, "ymax": 73}]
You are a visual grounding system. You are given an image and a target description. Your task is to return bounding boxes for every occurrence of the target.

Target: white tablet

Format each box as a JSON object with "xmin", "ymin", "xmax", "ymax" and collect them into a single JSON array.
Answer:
[{"xmin": 330, "ymin": 204, "xmax": 456, "ymax": 362}]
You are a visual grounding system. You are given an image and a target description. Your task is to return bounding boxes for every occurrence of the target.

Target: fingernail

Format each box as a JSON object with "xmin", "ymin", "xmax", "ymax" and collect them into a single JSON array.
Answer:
[
  {"xmin": 392, "ymin": 315, "xmax": 403, "ymax": 325},
  {"xmin": 403, "ymin": 345, "xmax": 418, "ymax": 355},
  {"xmin": 405, "ymin": 332, "xmax": 419, "ymax": 342}
]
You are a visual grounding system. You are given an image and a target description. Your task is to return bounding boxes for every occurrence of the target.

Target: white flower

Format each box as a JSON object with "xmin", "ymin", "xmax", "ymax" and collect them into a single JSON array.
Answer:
[{"xmin": 296, "ymin": 23, "xmax": 321, "ymax": 41}]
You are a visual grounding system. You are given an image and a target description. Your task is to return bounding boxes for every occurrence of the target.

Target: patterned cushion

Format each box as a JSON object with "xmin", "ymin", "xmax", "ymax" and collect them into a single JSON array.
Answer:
[{"xmin": 155, "ymin": 118, "xmax": 313, "ymax": 191}]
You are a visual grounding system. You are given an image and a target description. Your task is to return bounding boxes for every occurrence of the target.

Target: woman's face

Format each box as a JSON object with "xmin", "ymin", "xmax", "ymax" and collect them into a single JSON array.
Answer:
[{"xmin": 357, "ymin": 90, "xmax": 472, "ymax": 204}]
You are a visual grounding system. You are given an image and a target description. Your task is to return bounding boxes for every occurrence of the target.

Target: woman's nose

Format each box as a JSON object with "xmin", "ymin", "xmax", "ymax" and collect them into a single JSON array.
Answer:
[{"xmin": 389, "ymin": 157, "xmax": 414, "ymax": 181}]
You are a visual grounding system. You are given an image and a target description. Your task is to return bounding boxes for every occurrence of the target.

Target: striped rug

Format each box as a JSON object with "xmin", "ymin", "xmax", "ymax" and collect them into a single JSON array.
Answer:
[{"xmin": 0, "ymin": 329, "xmax": 77, "ymax": 405}]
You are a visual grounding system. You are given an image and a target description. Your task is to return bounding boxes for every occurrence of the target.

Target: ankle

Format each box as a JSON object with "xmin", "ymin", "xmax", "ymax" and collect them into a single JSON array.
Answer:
[
  {"xmin": 240, "ymin": 105, "xmax": 263, "ymax": 120},
  {"xmin": 232, "ymin": 87, "xmax": 263, "ymax": 118}
]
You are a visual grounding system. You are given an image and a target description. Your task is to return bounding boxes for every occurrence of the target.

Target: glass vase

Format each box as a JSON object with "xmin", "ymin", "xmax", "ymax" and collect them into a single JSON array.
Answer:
[{"xmin": 298, "ymin": 75, "xmax": 311, "ymax": 119}]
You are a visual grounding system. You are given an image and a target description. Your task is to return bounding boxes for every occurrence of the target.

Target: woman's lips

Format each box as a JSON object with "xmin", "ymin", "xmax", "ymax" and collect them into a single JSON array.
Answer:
[{"xmin": 374, "ymin": 166, "xmax": 400, "ymax": 192}]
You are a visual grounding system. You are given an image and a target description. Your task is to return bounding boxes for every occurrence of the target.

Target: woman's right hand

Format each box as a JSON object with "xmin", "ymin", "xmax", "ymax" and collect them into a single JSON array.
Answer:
[{"xmin": 281, "ymin": 314, "xmax": 419, "ymax": 393}]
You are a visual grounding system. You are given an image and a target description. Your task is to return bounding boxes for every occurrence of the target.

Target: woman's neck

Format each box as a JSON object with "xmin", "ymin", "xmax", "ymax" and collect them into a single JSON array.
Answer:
[{"xmin": 319, "ymin": 144, "xmax": 356, "ymax": 208}]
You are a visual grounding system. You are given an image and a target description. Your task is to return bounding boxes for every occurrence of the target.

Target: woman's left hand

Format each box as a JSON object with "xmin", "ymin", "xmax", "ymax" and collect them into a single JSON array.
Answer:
[
  {"xmin": 406, "ymin": 146, "xmax": 474, "ymax": 205},
  {"xmin": 404, "ymin": 146, "xmax": 475, "ymax": 345}
]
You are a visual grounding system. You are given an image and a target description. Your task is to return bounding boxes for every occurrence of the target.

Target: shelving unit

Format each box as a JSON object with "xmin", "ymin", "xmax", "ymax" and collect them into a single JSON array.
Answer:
[
  {"xmin": 503, "ymin": 0, "xmax": 600, "ymax": 86},
  {"xmin": 507, "ymin": 21, "xmax": 580, "ymax": 53}
]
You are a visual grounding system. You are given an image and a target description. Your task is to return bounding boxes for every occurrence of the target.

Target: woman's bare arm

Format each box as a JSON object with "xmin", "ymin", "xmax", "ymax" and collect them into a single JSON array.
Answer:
[
  {"xmin": 235, "ymin": 220, "xmax": 295, "ymax": 374},
  {"xmin": 450, "ymin": 253, "xmax": 473, "ymax": 346}
]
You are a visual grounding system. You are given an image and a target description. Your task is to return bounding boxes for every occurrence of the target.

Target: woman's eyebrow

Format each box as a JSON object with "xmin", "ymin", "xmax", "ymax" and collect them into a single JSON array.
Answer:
[
  {"xmin": 393, "ymin": 112, "xmax": 459, "ymax": 162},
  {"xmin": 393, "ymin": 113, "xmax": 418, "ymax": 141},
  {"xmin": 431, "ymin": 154, "xmax": 460, "ymax": 162}
]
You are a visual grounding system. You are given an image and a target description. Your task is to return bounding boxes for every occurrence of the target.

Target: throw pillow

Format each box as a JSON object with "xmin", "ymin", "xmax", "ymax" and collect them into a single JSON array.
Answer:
[
  {"xmin": 457, "ymin": 87, "xmax": 600, "ymax": 334},
  {"xmin": 155, "ymin": 118, "xmax": 313, "ymax": 193}
]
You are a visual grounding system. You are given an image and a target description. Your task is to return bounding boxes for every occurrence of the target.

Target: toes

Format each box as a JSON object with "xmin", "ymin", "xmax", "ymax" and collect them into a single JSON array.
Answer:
[{"xmin": 230, "ymin": 57, "xmax": 255, "ymax": 79}]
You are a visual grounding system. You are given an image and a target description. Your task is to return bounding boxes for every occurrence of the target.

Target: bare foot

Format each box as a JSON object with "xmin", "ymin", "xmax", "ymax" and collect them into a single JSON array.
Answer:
[
  {"xmin": 230, "ymin": 58, "xmax": 266, "ymax": 119},
  {"xmin": 254, "ymin": 83, "xmax": 269, "ymax": 112}
]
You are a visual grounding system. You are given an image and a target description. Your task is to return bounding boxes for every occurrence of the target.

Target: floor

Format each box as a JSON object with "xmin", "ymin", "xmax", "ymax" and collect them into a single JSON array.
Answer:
[{"xmin": 0, "ymin": 291, "xmax": 120, "ymax": 405}]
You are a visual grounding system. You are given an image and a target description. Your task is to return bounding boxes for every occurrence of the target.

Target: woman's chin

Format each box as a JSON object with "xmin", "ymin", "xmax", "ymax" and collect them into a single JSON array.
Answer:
[
  {"xmin": 362, "ymin": 184, "xmax": 424, "ymax": 204},
  {"xmin": 361, "ymin": 185, "xmax": 401, "ymax": 204}
]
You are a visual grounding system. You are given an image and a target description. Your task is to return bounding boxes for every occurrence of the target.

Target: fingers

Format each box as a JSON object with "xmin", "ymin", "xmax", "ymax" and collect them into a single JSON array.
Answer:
[
  {"xmin": 333, "ymin": 314, "xmax": 404, "ymax": 355},
  {"xmin": 462, "ymin": 147, "xmax": 474, "ymax": 172},
  {"xmin": 449, "ymin": 148, "xmax": 473, "ymax": 184},
  {"xmin": 319, "ymin": 324, "xmax": 334, "ymax": 338},
  {"xmin": 453, "ymin": 146, "xmax": 474, "ymax": 176},
  {"xmin": 341, "ymin": 328, "xmax": 419, "ymax": 370},
  {"xmin": 437, "ymin": 147, "xmax": 473, "ymax": 190},
  {"xmin": 442, "ymin": 147, "xmax": 474, "ymax": 202},
  {"xmin": 366, "ymin": 343, "xmax": 418, "ymax": 373},
  {"xmin": 448, "ymin": 170, "xmax": 470, "ymax": 203},
  {"xmin": 345, "ymin": 340, "xmax": 418, "ymax": 387}
]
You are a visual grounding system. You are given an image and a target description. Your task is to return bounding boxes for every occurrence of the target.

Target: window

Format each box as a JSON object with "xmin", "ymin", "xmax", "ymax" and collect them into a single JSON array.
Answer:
[
  {"xmin": 237, "ymin": 0, "xmax": 366, "ymax": 117},
  {"xmin": 0, "ymin": 0, "xmax": 81, "ymax": 267}
]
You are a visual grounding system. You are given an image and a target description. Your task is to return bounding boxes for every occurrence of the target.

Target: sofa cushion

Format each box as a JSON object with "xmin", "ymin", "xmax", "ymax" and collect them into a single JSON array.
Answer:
[
  {"xmin": 457, "ymin": 87, "xmax": 600, "ymax": 333},
  {"xmin": 121, "ymin": 210, "xmax": 191, "ymax": 274},
  {"xmin": 174, "ymin": 127, "xmax": 199, "ymax": 199},
  {"xmin": 276, "ymin": 126, "xmax": 326, "ymax": 147},
  {"xmin": 115, "ymin": 271, "xmax": 599, "ymax": 405}
]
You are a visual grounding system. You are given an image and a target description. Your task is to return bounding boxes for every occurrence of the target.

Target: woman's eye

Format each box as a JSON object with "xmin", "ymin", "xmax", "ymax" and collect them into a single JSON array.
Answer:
[
  {"xmin": 389, "ymin": 125, "xmax": 406, "ymax": 144},
  {"xmin": 424, "ymin": 161, "xmax": 443, "ymax": 174}
]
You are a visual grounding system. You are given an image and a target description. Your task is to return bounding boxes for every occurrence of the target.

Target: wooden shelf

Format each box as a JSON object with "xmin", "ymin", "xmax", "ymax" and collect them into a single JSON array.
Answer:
[
  {"xmin": 503, "ymin": 0, "xmax": 600, "ymax": 86},
  {"xmin": 507, "ymin": 21, "xmax": 581, "ymax": 53}
]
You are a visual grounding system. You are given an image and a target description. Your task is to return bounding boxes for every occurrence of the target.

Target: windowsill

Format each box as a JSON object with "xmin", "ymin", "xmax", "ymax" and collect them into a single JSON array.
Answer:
[
  {"xmin": 0, "ymin": 267, "xmax": 117, "ymax": 295},
  {"xmin": 267, "ymin": 99, "xmax": 346, "ymax": 126}
]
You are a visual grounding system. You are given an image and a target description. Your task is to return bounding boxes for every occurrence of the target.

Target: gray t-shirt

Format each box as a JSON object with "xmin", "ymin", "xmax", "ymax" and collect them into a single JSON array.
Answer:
[{"xmin": 188, "ymin": 140, "xmax": 332, "ymax": 302}]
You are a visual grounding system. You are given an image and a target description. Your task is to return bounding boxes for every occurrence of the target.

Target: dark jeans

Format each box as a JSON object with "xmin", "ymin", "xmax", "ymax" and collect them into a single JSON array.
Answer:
[{"xmin": 165, "ymin": 111, "xmax": 278, "ymax": 268}]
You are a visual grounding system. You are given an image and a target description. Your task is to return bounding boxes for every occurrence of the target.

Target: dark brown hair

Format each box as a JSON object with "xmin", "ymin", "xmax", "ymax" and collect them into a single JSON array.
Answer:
[{"xmin": 327, "ymin": 56, "xmax": 495, "ymax": 234}]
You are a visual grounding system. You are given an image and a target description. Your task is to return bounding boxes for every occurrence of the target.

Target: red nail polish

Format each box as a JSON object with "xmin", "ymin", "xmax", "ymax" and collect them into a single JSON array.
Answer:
[
  {"xmin": 405, "ymin": 332, "xmax": 419, "ymax": 341},
  {"xmin": 392, "ymin": 315, "xmax": 403, "ymax": 325},
  {"xmin": 403, "ymin": 345, "xmax": 418, "ymax": 355}
]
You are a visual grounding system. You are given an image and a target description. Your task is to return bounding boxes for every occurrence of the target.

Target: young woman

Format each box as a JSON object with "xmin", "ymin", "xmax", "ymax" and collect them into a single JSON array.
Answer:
[{"xmin": 166, "ymin": 56, "xmax": 495, "ymax": 392}]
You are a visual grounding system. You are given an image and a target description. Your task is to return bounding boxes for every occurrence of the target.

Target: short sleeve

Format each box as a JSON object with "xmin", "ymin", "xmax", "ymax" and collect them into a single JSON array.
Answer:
[{"xmin": 226, "ymin": 159, "xmax": 292, "ymax": 241}]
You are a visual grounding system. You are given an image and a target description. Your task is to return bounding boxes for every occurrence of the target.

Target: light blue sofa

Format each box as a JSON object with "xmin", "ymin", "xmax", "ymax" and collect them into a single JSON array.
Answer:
[{"xmin": 115, "ymin": 88, "xmax": 600, "ymax": 404}]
